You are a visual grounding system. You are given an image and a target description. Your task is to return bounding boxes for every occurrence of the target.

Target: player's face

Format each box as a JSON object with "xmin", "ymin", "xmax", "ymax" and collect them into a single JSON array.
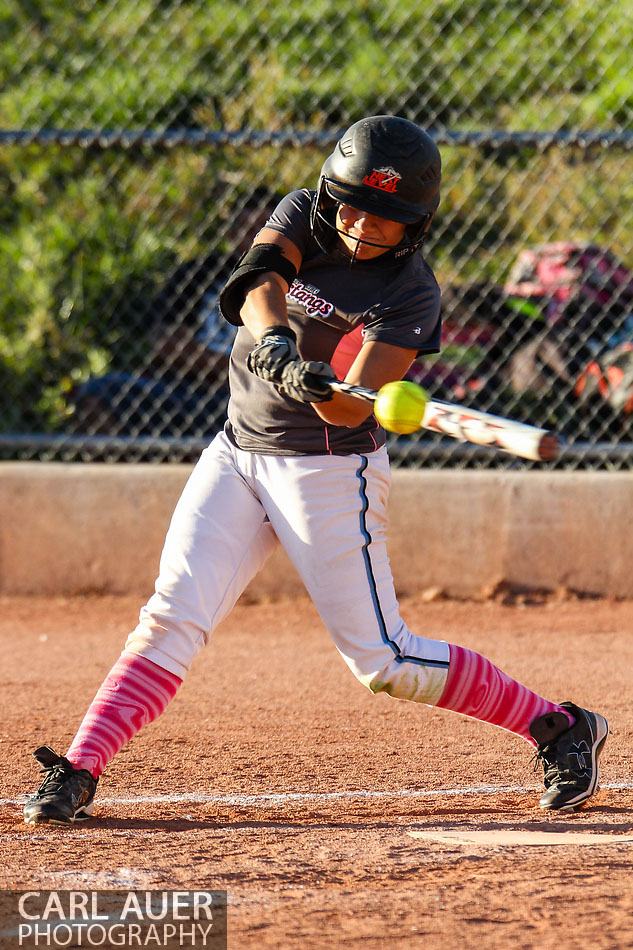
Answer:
[{"xmin": 335, "ymin": 204, "xmax": 407, "ymax": 260}]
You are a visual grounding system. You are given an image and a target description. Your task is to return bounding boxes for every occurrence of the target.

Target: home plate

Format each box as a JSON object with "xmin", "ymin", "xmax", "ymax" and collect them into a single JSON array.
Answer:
[{"xmin": 407, "ymin": 830, "xmax": 633, "ymax": 847}]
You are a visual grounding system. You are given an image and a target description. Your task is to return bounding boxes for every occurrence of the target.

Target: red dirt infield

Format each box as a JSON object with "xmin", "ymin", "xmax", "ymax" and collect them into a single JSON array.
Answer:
[{"xmin": 1, "ymin": 593, "xmax": 632, "ymax": 949}]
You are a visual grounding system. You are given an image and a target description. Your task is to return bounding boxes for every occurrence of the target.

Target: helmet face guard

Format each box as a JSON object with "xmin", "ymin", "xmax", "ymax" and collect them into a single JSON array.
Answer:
[
  {"xmin": 313, "ymin": 178, "xmax": 433, "ymax": 263},
  {"xmin": 310, "ymin": 115, "xmax": 441, "ymax": 262}
]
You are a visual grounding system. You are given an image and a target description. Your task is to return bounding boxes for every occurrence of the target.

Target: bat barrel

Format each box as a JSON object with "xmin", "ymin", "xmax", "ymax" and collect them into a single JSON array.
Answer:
[
  {"xmin": 537, "ymin": 432, "xmax": 563, "ymax": 462},
  {"xmin": 421, "ymin": 399, "xmax": 561, "ymax": 462},
  {"xmin": 326, "ymin": 380, "xmax": 562, "ymax": 462}
]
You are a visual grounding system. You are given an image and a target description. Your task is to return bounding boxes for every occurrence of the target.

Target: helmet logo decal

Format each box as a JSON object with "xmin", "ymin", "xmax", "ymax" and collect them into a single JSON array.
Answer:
[{"xmin": 362, "ymin": 166, "xmax": 402, "ymax": 193}]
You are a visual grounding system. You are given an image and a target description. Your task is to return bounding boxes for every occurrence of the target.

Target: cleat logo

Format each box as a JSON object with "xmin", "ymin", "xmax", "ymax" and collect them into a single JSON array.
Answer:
[
  {"xmin": 363, "ymin": 166, "xmax": 402, "ymax": 193},
  {"xmin": 568, "ymin": 740, "xmax": 591, "ymax": 776}
]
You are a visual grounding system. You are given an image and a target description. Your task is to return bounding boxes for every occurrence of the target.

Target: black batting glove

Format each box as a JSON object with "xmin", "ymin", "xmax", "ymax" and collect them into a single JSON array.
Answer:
[
  {"xmin": 279, "ymin": 359, "xmax": 336, "ymax": 403},
  {"xmin": 247, "ymin": 325, "xmax": 298, "ymax": 383}
]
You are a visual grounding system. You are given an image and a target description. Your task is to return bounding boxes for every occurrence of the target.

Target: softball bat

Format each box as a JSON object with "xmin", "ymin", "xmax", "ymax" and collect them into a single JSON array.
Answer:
[{"xmin": 327, "ymin": 379, "xmax": 562, "ymax": 462}]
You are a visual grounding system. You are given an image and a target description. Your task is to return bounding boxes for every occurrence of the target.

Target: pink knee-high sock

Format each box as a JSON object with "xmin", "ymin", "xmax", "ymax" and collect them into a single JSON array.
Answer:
[
  {"xmin": 65, "ymin": 653, "xmax": 182, "ymax": 778},
  {"xmin": 435, "ymin": 644, "xmax": 574, "ymax": 745}
]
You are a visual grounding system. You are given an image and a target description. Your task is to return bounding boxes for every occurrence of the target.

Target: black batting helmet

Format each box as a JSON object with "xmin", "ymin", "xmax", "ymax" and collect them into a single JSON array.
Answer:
[{"xmin": 311, "ymin": 115, "xmax": 441, "ymax": 260}]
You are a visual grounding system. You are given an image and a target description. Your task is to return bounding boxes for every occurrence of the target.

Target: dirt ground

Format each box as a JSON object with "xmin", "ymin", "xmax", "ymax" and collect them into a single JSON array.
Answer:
[{"xmin": 1, "ymin": 592, "xmax": 632, "ymax": 949}]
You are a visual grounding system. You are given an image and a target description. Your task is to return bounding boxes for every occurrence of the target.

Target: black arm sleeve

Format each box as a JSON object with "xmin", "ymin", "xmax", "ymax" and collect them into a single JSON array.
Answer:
[{"xmin": 218, "ymin": 244, "xmax": 298, "ymax": 326}]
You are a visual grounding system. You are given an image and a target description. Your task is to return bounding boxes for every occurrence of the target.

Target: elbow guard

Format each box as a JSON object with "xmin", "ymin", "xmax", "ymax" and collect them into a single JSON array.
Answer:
[{"xmin": 218, "ymin": 243, "xmax": 298, "ymax": 325}]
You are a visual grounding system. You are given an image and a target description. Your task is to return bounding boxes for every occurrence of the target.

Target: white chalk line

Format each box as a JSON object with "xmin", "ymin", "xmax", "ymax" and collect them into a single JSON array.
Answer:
[{"xmin": 3, "ymin": 782, "xmax": 633, "ymax": 809}]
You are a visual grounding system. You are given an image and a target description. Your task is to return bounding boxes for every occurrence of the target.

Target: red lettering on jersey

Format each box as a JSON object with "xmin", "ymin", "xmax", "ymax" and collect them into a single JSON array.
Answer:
[{"xmin": 287, "ymin": 280, "xmax": 334, "ymax": 318}]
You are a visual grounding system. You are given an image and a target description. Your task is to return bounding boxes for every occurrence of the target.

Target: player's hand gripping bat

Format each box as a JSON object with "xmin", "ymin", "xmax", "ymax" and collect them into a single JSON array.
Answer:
[{"xmin": 327, "ymin": 379, "xmax": 562, "ymax": 462}]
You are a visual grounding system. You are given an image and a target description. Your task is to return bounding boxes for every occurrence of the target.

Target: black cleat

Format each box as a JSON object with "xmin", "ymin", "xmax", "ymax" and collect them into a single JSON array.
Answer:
[
  {"xmin": 530, "ymin": 702, "xmax": 609, "ymax": 812},
  {"xmin": 24, "ymin": 746, "xmax": 98, "ymax": 825}
]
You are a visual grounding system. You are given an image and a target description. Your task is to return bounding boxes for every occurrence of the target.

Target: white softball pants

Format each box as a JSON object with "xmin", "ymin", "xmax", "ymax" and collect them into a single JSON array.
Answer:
[{"xmin": 125, "ymin": 430, "xmax": 450, "ymax": 704}]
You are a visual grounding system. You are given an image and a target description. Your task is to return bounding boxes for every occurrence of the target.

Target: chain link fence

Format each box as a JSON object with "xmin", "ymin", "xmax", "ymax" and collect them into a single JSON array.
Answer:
[{"xmin": 2, "ymin": 1, "xmax": 633, "ymax": 467}]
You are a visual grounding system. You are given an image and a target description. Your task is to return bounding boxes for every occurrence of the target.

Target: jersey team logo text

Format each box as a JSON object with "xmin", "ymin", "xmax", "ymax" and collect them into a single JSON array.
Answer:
[
  {"xmin": 362, "ymin": 166, "xmax": 402, "ymax": 193},
  {"xmin": 288, "ymin": 280, "xmax": 334, "ymax": 318}
]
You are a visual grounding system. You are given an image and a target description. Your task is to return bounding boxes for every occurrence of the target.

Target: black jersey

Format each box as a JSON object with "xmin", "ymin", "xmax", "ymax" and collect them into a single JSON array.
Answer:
[{"xmin": 225, "ymin": 189, "xmax": 441, "ymax": 456}]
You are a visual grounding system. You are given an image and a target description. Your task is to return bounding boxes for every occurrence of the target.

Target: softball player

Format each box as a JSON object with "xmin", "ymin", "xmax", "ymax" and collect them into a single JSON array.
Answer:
[{"xmin": 25, "ymin": 116, "xmax": 608, "ymax": 823}]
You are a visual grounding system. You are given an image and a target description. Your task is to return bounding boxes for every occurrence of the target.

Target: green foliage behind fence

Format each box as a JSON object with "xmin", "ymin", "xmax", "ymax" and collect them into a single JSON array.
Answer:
[{"xmin": 1, "ymin": 1, "xmax": 633, "ymax": 463}]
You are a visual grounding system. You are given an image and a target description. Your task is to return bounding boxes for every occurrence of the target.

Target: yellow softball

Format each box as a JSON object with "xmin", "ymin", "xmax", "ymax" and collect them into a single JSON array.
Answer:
[{"xmin": 374, "ymin": 380, "xmax": 429, "ymax": 434}]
